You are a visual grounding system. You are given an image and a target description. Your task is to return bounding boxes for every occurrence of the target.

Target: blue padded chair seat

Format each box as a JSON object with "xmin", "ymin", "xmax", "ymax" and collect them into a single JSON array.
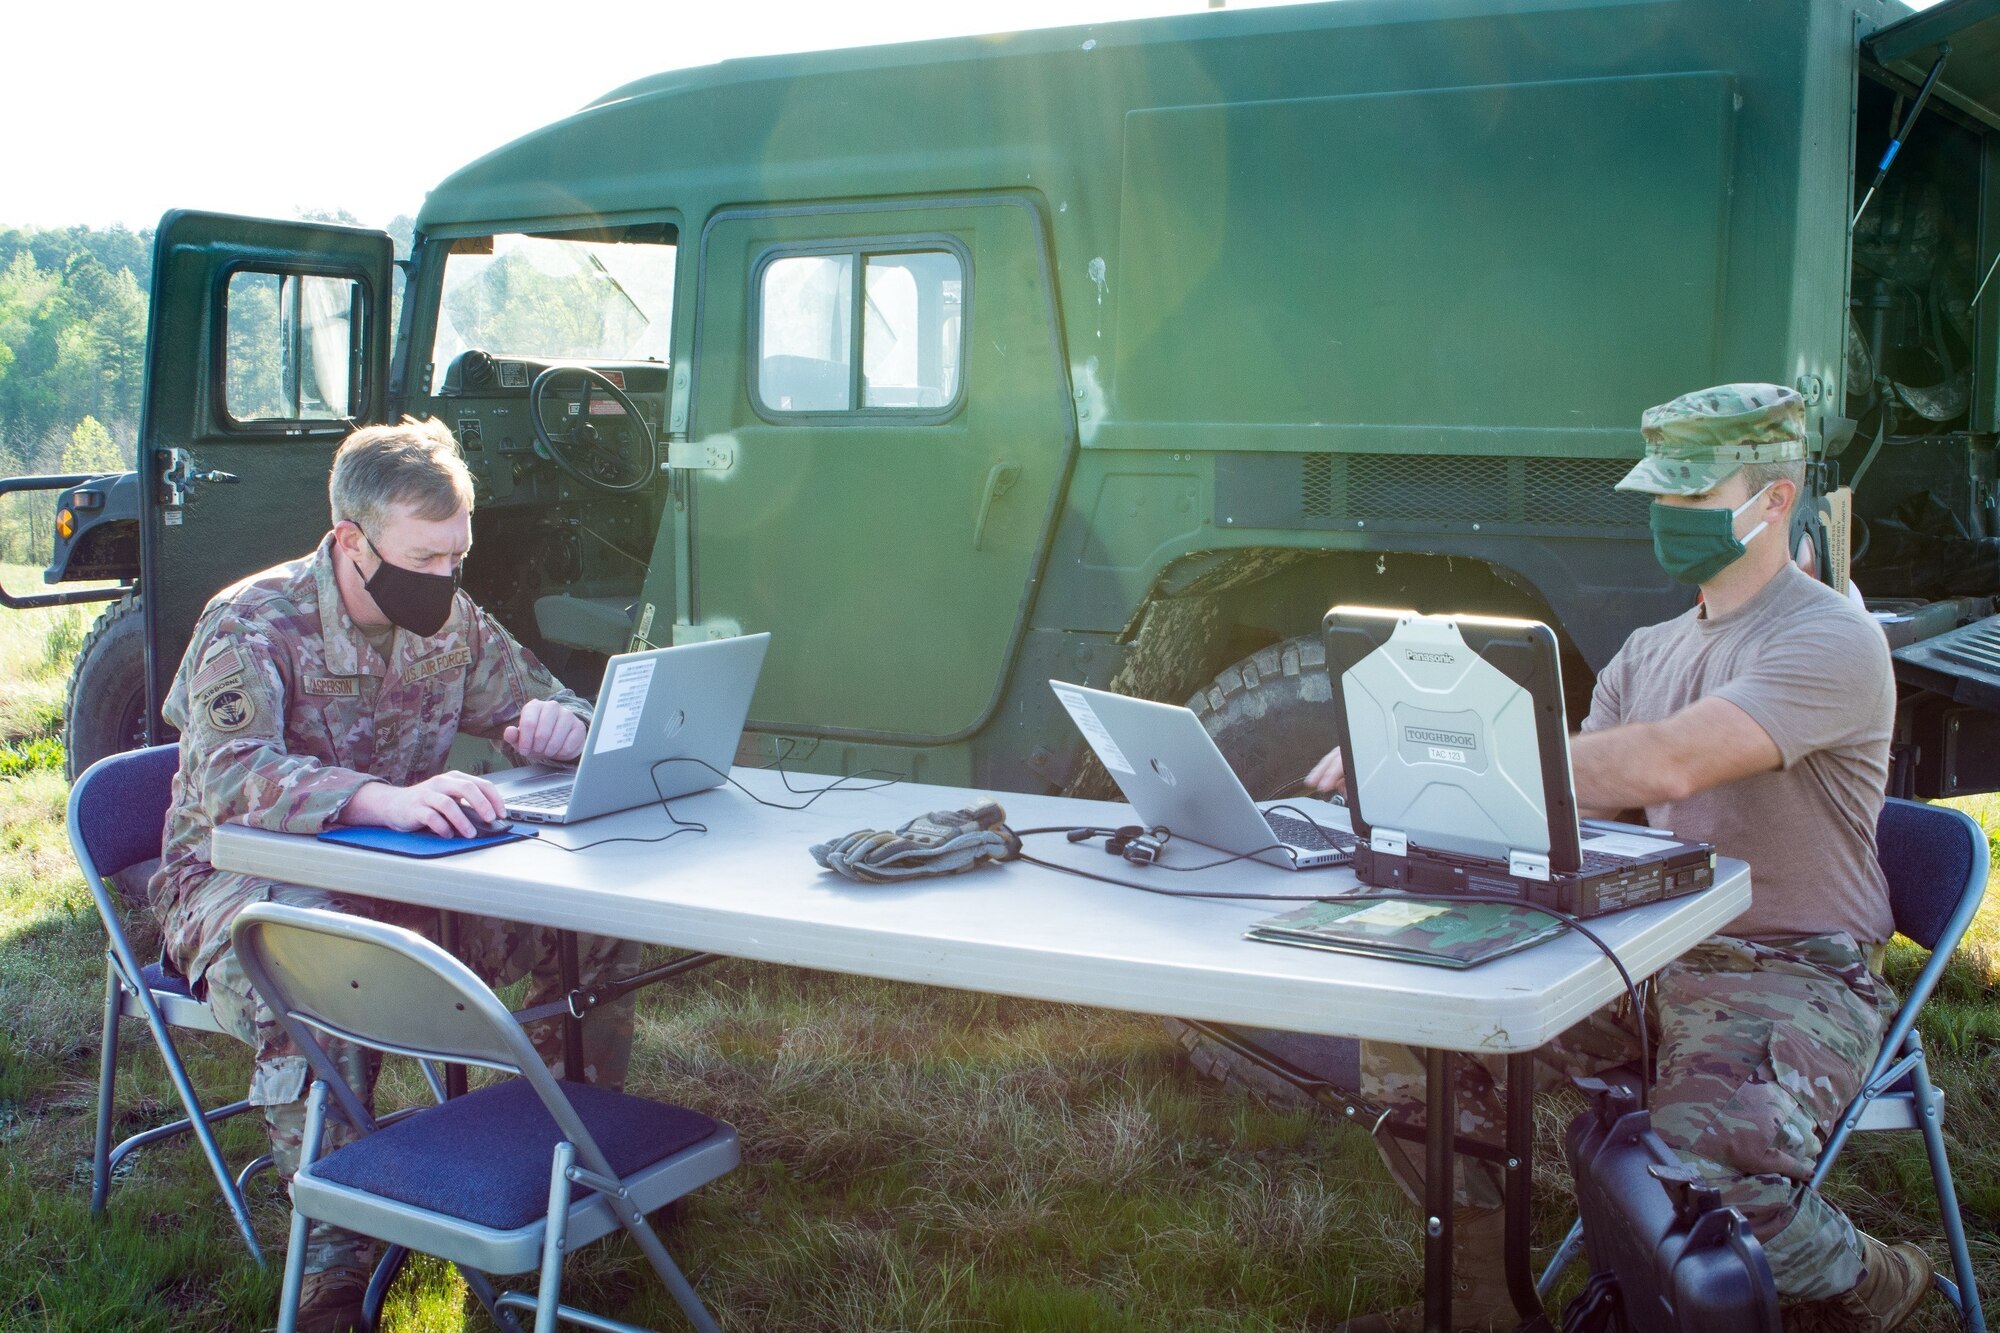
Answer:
[
  {"xmin": 140, "ymin": 960, "xmax": 192, "ymax": 999},
  {"xmin": 313, "ymin": 1079, "xmax": 723, "ymax": 1231}
]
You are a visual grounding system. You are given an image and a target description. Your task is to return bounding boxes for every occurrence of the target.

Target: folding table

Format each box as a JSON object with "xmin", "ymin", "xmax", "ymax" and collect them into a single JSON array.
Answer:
[{"xmin": 213, "ymin": 768, "xmax": 1749, "ymax": 1332}]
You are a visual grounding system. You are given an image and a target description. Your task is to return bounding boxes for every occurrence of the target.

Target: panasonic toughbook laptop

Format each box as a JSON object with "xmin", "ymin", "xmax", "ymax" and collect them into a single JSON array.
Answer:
[
  {"xmin": 1321, "ymin": 607, "xmax": 1714, "ymax": 917},
  {"xmin": 1050, "ymin": 681, "xmax": 1357, "ymax": 869},
  {"xmin": 487, "ymin": 633, "xmax": 771, "ymax": 825}
]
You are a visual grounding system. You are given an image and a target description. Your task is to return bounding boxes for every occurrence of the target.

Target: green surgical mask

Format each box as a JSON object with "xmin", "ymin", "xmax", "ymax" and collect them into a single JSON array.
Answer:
[{"xmin": 1647, "ymin": 483, "xmax": 1773, "ymax": 585}]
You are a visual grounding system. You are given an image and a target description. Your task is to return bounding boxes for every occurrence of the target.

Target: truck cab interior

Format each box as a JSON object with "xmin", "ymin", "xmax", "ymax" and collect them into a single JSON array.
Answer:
[
  {"xmin": 1851, "ymin": 0, "xmax": 2000, "ymax": 797},
  {"xmin": 411, "ymin": 224, "xmax": 678, "ymax": 691},
  {"xmin": 1847, "ymin": 57, "xmax": 1995, "ymax": 603}
]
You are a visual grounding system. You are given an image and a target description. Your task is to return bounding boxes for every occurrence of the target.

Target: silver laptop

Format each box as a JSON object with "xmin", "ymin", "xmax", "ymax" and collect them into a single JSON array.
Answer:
[
  {"xmin": 488, "ymin": 633, "xmax": 771, "ymax": 825},
  {"xmin": 1049, "ymin": 681, "xmax": 1355, "ymax": 869}
]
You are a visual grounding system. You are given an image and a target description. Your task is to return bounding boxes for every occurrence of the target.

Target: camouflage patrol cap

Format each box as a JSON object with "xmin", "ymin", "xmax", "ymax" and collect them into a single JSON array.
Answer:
[{"xmin": 1616, "ymin": 383, "xmax": 1806, "ymax": 496}]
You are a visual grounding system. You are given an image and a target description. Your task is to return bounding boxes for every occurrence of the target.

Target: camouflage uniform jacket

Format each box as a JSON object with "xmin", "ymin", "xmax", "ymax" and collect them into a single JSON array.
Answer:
[{"xmin": 149, "ymin": 534, "xmax": 589, "ymax": 985}]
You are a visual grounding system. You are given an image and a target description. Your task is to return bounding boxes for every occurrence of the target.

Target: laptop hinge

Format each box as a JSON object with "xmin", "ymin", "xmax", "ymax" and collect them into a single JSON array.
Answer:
[
  {"xmin": 1371, "ymin": 828, "xmax": 1408, "ymax": 857},
  {"xmin": 1509, "ymin": 850, "xmax": 1551, "ymax": 881}
]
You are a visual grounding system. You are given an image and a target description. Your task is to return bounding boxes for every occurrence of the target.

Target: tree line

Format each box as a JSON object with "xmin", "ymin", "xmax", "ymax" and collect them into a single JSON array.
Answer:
[
  {"xmin": 0, "ymin": 214, "xmax": 411, "ymax": 565},
  {"xmin": 0, "ymin": 224, "xmax": 149, "ymax": 562}
]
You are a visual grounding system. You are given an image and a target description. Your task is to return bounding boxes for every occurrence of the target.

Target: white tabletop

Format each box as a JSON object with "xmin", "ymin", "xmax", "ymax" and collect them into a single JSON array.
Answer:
[{"xmin": 211, "ymin": 769, "xmax": 1748, "ymax": 1053}]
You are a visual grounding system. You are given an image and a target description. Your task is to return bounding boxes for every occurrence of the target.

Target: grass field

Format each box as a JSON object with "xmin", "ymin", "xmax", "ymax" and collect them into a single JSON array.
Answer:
[{"xmin": 0, "ymin": 586, "xmax": 1993, "ymax": 1331}]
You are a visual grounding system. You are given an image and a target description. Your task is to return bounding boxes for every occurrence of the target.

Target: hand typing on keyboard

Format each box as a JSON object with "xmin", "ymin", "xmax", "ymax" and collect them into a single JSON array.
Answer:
[{"xmin": 503, "ymin": 698, "xmax": 588, "ymax": 764}]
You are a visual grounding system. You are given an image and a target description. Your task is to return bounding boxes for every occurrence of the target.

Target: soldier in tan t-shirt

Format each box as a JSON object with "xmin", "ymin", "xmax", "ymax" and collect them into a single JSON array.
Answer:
[{"xmin": 1309, "ymin": 386, "xmax": 1927, "ymax": 1333}]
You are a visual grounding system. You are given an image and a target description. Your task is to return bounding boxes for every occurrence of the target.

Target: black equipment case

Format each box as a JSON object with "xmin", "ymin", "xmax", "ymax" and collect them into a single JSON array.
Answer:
[{"xmin": 1562, "ymin": 1079, "xmax": 1781, "ymax": 1333}]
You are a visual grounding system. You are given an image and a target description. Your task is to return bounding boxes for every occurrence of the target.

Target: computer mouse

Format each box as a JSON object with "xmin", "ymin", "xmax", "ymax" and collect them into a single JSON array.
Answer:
[{"xmin": 453, "ymin": 801, "xmax": 512, "ymax": 837}]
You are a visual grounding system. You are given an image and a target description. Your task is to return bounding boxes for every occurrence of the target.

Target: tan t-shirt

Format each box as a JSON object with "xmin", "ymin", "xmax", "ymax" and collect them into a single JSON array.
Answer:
[{"xmin": 1581, "ymin": 563, "xmax": 1895, "ymax": 944}]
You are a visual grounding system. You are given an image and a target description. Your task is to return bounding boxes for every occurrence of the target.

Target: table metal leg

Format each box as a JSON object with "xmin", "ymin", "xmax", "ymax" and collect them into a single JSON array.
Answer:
[
  {"xmin": 1424, "ymin": 1046, "xmax": 1455, "ymax": 1333},
  {"xmin": 1505, "ymin": 1051, "xmax": 1551, "ymax": 1330},
  {"xmin": 558, "ymin": 930, "xmax": 585, "ymax": 1079}
]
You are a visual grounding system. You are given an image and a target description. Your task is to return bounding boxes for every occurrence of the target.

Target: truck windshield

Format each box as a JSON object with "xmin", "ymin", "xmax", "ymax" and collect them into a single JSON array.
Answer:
[{"xmin": 430, "ymin": 232, "xmax": 675, "ymax": 367}]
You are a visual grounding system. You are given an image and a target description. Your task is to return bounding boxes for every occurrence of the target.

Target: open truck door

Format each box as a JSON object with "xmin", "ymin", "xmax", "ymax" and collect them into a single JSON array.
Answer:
[
  {"xmin": 1864, "ymin": 0, "xmax": 2000, "ymax": 136},
  {"xmin": 1857, "ymin": 0, "xmax": 2000, "ymax": 798},
  {"xmin": 136, "ymin": 211, "xmax": 393, "ymax": 744}
]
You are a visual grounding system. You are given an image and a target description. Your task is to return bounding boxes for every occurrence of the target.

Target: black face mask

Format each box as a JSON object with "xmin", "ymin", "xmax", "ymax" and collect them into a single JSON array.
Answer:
[{"xmin": 358, "ymin": 535, "xmax": 460, "ymax": 639}]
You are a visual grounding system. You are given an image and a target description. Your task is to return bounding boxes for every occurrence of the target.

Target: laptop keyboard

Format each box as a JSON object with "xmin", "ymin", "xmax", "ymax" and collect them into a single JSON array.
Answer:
[
  {"xmin": 508, "ymin": 784, "xmax": 574, "ymax": 812},
  {"xmin": 1265, "ymin": 811, "xmax": 1358, "ymax": 853}
]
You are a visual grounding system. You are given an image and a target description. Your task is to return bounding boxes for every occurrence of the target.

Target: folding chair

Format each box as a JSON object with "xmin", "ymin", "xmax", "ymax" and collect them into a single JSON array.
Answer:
[
  {"xmin": 231, "ymin": 901, "xmax": 739, "ymax": 1333},
  {"xmin": 1539, "ymin": 796, "xmax": 1989, "ymax": 1330},
  {"xmin": 75, "ymin": 743, "xmax": 270, "ymax": 1263}
]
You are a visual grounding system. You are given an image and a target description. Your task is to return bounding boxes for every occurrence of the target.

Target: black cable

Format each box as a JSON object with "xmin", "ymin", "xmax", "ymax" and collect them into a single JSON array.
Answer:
[
  {"xmin": 1015, "ymin": 848, "xmax": 1329, "ymax": 899},
  {"xmin": 1259, "ymin": 802, "xmax": 1359, "ymax": 854},
  {"xmin": 1013, "ymin": 826, "xmax": 1654, "ymax": 1106},
  {"xmin": 752, "ymin": 738, "xmax": 903, "ymax": 803},
  {"xmin": 533, "ymin": 750, "xmax": 905, "ymax": 853},
  {"xmin": 530, "ymin": 756, "xmax": 714, "ymax": 853},
  {"xmin": 575, "ymin": 521, "xmax": 650, "ymax": 571},
  {"xmin": 682, "ymin": 752, "xmax": 904, "ymax": 809},
  {"xmin": 1014, "ymin": 822, "xmax": 1314, "ymax": 875}
]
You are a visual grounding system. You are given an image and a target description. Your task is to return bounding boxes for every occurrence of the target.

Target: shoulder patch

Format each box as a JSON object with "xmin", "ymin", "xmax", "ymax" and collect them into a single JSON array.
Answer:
[
  {"xmin": 192, "ymin": 671, "xmax": 244, "ymax": 704},
  {"xmin": 204, "ymin": 687, "xmax": 257, "ymax": 733},
  {"xmin": 406, "ymin": 645, "xmax": 472, "ymax": 683},
  {"xmin": 190, "ymin": 644, "xmax": 245, "ymax": 698},
  {"xmin": 301, "ymin": 675, "xmax": 361, "ymax": 697}
]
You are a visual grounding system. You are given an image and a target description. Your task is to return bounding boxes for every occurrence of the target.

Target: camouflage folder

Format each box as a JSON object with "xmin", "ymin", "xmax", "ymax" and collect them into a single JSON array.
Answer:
[{"xmin": 1246, "ymin": 896, "xmax": 1568, "ymax": 968}]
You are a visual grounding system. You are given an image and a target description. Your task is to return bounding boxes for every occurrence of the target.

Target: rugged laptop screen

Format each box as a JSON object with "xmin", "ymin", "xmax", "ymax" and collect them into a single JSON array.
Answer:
[{"xmin": 1322, "ymin": 606, "xmax": 1582, "ymax": 873}]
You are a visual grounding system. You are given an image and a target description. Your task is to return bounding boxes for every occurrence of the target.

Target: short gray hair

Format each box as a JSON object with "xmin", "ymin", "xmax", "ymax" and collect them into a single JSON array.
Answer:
[
  {"xmin": 329, "ymin": 416, "xmax": 474, "ymax": 534},
  {"xmin": 1734, "ymin": 458, "xmax": 1807, "ymax": 511}
]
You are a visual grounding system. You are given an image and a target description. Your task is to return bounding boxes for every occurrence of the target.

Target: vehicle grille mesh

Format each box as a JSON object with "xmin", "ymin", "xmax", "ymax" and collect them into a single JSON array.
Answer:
[{"xmin": 1299, "ymin": 454, "xmax": 1646, "ymax": 527}]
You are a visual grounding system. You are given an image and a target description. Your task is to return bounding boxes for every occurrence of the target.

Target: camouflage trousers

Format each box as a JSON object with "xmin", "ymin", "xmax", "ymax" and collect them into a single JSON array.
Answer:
[
  {"xmin": 200, "ymin": 880, "xmax": 644, "ymax": 1276},
  {"xmin": 1362, "ymin": 932, "xmax": 1895, "ymax": 1302}
]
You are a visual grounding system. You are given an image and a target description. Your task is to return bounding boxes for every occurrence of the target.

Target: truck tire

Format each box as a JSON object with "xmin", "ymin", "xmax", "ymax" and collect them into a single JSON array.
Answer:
[
  {"xmin": 1165, "ymin": 633, "xmax": 1361, "ymax": 1109},
  {"xmin": 64, "ymin": 594, "xmax": 152, "ymax": 782}
]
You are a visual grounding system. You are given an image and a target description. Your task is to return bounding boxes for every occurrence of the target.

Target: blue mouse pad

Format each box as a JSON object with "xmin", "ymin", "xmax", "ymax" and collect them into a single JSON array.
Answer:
[{"xmin": 317, "ymin": 825, "xmax": 536, "ymax": 858}]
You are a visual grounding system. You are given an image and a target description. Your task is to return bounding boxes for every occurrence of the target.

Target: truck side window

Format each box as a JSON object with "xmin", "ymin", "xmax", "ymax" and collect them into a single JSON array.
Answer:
[
  {"xmin": 755, "ymin": 245, "xmax": 964, "ymax": 417},
  {"xmin": 224, "ymin": 270, "xmax": 364, "ymax": 424},
  {"xmin": 863, "ymin": 252, "xmax": 961, "ymax": 409},
  {"xmin": 759, "ymin": 254, "xmax": 854, "ymax": 411}
]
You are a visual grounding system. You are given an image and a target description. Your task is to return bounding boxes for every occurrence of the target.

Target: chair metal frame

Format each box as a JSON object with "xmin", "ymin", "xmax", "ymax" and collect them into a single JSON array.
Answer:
[
  {"xmin": 232, "ymin": 901, "xmax": 738, "ymax": 1333},
  {"xmin": 74, "ymin": 744, "xmax": 270, "ymax": 1264},
  {"xmin": 1538, "ymin": 796, "xmax": 1988, "ymax": 1329}
]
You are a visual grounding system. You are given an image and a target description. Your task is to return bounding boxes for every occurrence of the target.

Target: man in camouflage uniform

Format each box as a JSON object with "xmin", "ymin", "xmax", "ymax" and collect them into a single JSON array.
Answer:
[
  {"xmin": 1310, "ymin": 385, "xmax": 1929, "ymax": 1331},
  {"xmin": 149, "ymin": 417, "xmax": 643, "ymax": 1333}
]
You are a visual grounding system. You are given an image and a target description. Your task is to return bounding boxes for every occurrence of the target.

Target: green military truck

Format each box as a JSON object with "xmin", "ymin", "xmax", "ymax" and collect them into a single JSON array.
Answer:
[{"xmin": 8, "ymin": 0, "xmax": 2000, "ymax": 807}]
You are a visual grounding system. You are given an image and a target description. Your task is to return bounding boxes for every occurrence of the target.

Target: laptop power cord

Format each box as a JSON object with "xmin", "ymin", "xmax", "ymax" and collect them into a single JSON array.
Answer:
[
  {"xmin": 533, "ymin": 749, "xmax": 905, "ymax": 854},
  {"xmin": 1011, "ymin": 824, "xmax": 1655, "ymax": 1108}
]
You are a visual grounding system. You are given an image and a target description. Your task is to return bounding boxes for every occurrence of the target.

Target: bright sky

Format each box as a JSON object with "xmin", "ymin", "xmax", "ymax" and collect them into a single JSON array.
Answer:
[{"xmin": 0, "ymin": 0, "xmax": 1286, "ymax": 231}]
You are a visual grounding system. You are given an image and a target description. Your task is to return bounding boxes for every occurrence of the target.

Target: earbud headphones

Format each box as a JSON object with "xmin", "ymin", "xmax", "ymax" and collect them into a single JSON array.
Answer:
[{"xmin": 1065, "ymin": 824, "xmax": 1168, "ymax": 865}]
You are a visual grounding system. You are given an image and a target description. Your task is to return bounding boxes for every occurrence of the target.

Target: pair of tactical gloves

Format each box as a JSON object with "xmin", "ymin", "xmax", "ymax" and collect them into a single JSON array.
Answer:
[{"xmin": 810, "ymin": 798, "xmax": 1021, "ymax": 883}]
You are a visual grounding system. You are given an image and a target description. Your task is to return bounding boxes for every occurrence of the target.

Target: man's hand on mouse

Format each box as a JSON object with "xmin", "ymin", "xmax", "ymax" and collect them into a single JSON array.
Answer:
[
  {"xmin": 504, "ymin": 698, "xmax": 587, "ymax": 765},
  {"xmin": 341, "ymin": 772, "xmax": 508, "ymax": 838}
]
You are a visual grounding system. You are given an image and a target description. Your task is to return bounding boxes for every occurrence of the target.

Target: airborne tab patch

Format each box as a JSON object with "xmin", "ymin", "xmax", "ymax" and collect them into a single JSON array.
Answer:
[
  {"xmin": 406, "ymin": 646, "xmax": 472, "ymax": 683},
  {"xmin": 301, "ymin": 675, "xmax": 361, "ymax": 697}
]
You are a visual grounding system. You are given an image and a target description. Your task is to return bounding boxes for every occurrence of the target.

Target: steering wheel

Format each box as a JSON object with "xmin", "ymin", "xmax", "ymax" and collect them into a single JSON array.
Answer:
[{"xmin": 528, "ymin": 366, "xmax": 660, "ymax": 495}]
